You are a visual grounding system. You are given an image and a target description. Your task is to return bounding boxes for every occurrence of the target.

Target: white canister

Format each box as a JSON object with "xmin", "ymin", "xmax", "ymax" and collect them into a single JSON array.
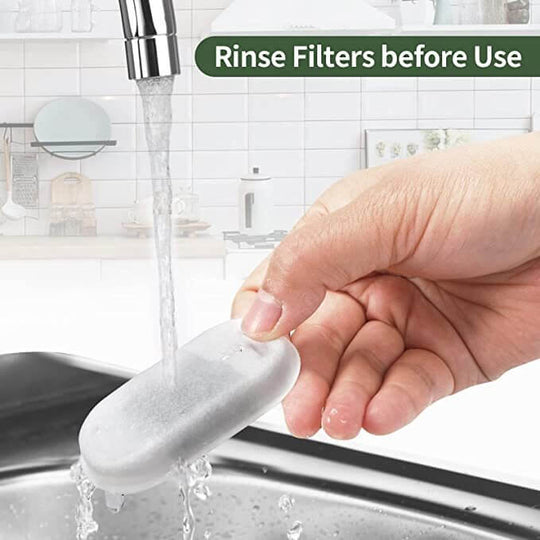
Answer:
[
  {"xmin": 239, "ymin": 167, "xmax": 274, "ymax": 236},
  {"xmin": 16, "ymin": 0, "xmax": 63, "ymax": 32}
]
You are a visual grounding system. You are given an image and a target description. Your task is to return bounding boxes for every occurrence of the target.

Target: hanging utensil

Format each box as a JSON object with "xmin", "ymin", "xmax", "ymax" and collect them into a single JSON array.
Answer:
[{"xmin": 2, "ymin": 130, "xmax": 26, "ymax": 221}]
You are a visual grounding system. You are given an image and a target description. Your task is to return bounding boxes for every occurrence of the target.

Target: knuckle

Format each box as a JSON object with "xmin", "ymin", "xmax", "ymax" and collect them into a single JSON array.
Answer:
[{"xmin": 311, "ymin": 323, "xmax": 345, "ymax": 358}]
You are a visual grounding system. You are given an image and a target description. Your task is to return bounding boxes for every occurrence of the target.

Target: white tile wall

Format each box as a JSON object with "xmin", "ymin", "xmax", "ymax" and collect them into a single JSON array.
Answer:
[
  {"xmin": 362, "ymin": 91, "xmax": 417, "ymax": 120},
  {"xmin": 249, "ymin": 94, "xmax": 304, "ymax": 122},
  {"xmin": 193, "ymin": 122, "xmax": 247, "ymax": 150},
  {"xmin": 250, "ymin": 122, "xmax": 304, "ymax": 150},
  {"xmin": 0, "ymin": 1, "xmax": 536, "ymax": 236},
  {"xmin": 418, "ymin": 91, "xmax": 475, "ymax": 119},
  {"xmin": 25, "ymin": 41, "xmax": 79, "ymax": 68},
  {"xmin": 306, "ymin": 92, "xmax": 360, "ymax": 121},
  {"xmin": 0, "ymin": 68, "xmax": 23, "ymax": 95},
  {"xmin": 193, "ymin": 94, "xmax": 246, "ymax": 122},
  {"xmin": 475, "ymin": 90, "xmax": 531, "ymax": 119},
  {"xmin": 25, "ymin": 68, "xmax": 79, "ymax": 96}
]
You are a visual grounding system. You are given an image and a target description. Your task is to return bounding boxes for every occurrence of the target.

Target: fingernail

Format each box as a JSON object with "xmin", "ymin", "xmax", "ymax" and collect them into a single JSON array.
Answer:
[
  {"xmin": 241, "ymin": 290, "xmax": 282, "ymax": 336},
  {"xmin": 323, "ymin": 406, "xmax": 361, "ymax": 440}
]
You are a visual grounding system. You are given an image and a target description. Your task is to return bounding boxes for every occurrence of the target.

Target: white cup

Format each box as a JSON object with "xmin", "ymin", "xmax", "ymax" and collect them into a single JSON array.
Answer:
[{"xmin": 128, "ymin": 196, "xmax": 186, "ymax": 227}]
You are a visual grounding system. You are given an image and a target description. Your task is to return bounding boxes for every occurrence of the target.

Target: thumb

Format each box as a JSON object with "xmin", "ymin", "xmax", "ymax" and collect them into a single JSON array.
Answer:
[{"xmin": 241, "ymin": 184, "xmax": 408, "ymax": 340}]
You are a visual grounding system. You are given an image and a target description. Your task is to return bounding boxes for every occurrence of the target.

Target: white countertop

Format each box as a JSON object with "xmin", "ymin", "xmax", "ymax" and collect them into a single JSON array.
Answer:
[{"xmin": 0, "ymin": 236, "xmax": 226, "ymax": 260}]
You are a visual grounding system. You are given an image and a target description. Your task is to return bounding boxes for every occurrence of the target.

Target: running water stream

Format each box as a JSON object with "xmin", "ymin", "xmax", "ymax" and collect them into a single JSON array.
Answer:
[
  {"xmin": 137, "ymin": 75, "xmax": 179, "ymax": 382},
  {"xmin": 71, "ymin": 461, "xmax": 98, "ymax": 540},
  {"xmin": 73, "ymin": 75, "xmax": 208, "ymax": 540},
  {"xmin": 138, "ymin": 75, "xmax": 198, "ymax": 540}
]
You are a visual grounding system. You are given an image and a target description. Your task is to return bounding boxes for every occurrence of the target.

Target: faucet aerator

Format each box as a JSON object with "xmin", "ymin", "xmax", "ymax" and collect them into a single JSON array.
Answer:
[{"xmin": 119, "ymin": 0, "xmax": 181, "ymax": 80}]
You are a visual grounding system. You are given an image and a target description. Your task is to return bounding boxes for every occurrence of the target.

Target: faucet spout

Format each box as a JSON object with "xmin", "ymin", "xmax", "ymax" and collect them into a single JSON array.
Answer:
[{"xmin": 118, "ymin": 0, "xmax": 181, "ymax": 80}]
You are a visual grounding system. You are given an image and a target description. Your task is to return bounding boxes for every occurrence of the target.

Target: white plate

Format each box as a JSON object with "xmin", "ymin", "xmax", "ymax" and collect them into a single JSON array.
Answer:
[{"xmin": 34, "ymin": 98, "xmax": 111, "ymax": 160}]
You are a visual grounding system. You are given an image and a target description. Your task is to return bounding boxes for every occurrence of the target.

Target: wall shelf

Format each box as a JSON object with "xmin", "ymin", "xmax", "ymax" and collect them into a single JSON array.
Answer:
[
  {"xmin": 0, "ymin": 123, "xmax": 33, "ymax": 129},
  {"xmin": 210, "ymin": 23, "xmax": 540, "ymax": 36},
  {"xmin": 30, "ymin": 140, "xmax": 117, "ymax": 149},
  {"xmin": 1, "ymin": 123, "xmax": 117, "ymax": 160},
  {"xmin": 395, "ymin": 23, "xmax": 540, "ymax": 35},
  {"xmin": 0, "ymin": 33, "xmax": 116, "ymax": 41}
]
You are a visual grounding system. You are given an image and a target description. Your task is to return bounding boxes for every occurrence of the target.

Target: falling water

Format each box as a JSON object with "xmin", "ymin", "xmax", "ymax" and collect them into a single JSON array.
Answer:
[
  {"xmin": 104, "ymin": 492, "xmax": 125, "ymax": 514},
  {"xmin": 278, "ymin": 494, "xmax": 295, "ymax": 515},
  {"xmin": 137, "ymin": 75, "xmax": 179, "ymax": 383},
  {"xmin": 174, "ymin": 456, "xmax": 213, "ymax": 540},
  {"xmin": 137, "ymin": 75, "xmax": 214, "ymax": 540},
  {"xmin": 72, "ymin": 76, "xmax": 212, "ymax": 540},
  {"xmin": 287, "ymin": 521, "xmax": 304, "ymax": 540},
  {"xmin": 71, "ymin": 76, "xmax": 210, "ymax": 540},
  {"xmin": 178, "ymin": 463, "xmax": 195, "ymax": 540},
  {"xmin": 71, "ymin": 461, "xmax": 98, "ymax": 540}
]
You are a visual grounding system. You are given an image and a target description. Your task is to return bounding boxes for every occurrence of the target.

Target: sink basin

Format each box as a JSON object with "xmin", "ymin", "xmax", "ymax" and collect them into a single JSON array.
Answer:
[
  {"xmin": 0, "ymin": 353, "xmax": 539, "ymax": 539},
  {"xmin": 2, "ymin": 430, "xmax": 540, "ymax": 540}
]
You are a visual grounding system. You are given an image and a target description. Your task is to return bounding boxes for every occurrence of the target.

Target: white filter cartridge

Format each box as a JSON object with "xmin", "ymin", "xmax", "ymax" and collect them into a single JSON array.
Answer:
[{"xmin": 78, "ymin": 319, "xmax": 300, "ymax": 494}]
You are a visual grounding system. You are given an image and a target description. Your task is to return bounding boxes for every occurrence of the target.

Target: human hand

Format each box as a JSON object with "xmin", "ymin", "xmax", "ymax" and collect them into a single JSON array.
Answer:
[{"xmin": 232, "ymin": 133, "xmax": 540, "ymax": 440}]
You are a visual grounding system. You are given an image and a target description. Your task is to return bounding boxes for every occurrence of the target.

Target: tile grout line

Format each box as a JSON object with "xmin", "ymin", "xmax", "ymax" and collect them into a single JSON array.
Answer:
[
  {"xmin": 415, "ymin": 77, "xmax": 419, "ymax": 130},
  {"xmin": 247, "ymin": 76, "xmax": 251, "ymax": 173},
  {"xmin": 359, "ymin": 76, "xmax": 363, "ymax": 170},
  {"xmin": 303, "ymin": 77, "xmax": 307, "ymax": 212},
  {"xmin": 473, "ymin": 77, "xmax": 476, "ymax": 129},
  {"xmin": 189, "ymin": 2, "xmax": 195, "ymax": 193},
  {"xmin": 530, "ymin": 76, "xmax": 533, "ymax": 129}
]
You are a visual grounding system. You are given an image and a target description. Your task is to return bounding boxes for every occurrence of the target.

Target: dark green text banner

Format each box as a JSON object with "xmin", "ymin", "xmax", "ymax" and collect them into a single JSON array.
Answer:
[{"xmin": 195, "ymin": 36, "xmax": 540, "ymax": 77}]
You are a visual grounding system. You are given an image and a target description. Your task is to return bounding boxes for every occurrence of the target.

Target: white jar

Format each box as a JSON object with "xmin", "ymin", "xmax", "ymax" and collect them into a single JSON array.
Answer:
[
  {"xmin": 238, "ymin": 167, "xmax": 274, "ymax": 236},
  {"xmin": 71, "ymin": 0, "xmax": 93, "ymax": 32},
  {"xmin": 16, "ymin": 0, "xmax": 63, "ymax": 33}
]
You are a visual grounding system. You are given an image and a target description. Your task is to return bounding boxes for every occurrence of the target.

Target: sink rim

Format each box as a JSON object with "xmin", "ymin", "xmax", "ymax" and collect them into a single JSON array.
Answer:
[{"xmin": 1, "ymin": 427, "xmax": 539, "ymax": 539}]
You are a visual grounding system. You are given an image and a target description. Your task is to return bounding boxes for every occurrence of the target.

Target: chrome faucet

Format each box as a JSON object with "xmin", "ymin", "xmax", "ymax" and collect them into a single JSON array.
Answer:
[{"xmin": 118, "ymin": 0, "xmax": 181, "ymax": 80}]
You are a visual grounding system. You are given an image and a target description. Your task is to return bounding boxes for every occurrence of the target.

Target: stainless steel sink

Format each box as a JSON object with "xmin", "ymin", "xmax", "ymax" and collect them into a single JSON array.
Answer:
[{"xmin": 0, "ymin": 353, "xmax": 539, "ymax": 540}]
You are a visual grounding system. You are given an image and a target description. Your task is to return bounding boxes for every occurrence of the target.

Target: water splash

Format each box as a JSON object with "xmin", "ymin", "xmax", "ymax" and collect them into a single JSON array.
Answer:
[
  {"xmin": 278, "ymin": 494, "xmax": 295, "ymax": 515},
  {"xmin": 71, "ymin": 461, "xmax": 98, "ymax": 540},
  {"xmin": 137, "ymin": 75, "xmax": 178, "ymax": 384},
  {"xmin": 104, "ymin": 492, "xmax": 125, "ymax": 514},
  {"xmin": 174, "ymin": 461, "xmax": 195, "ymax": 540},
  {"xmin": 287, "ymin": 521, "xmax": 303, "ymax": 540},
  {"xmin": 173, "ymin": 456, "xmax": 212, "ymax": 540},
  {"xmin": 189, "ymin": 456, "xmax": 213, "ymax": 484},
  {"xmin": 192, "ymin": 483, "xmax": 212, "ymax": 501}
]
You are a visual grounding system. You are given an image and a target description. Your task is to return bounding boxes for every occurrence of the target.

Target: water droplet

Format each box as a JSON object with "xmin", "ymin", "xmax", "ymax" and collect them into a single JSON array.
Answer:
[
  {"xmin": 182, "ymin": 516, "xmax": 192, "ymax": 534},
  {"xmin": 262, "ymin": 466, "xmax": 268, "ymax": 474},
  {"xmin": 193, "ymin": 483, "xmax": 211, "ymax": 501},
  {"xmin": 203, "ymin": 530, "xmax": 211, "ymax": 539},
  {"xmin": 104, "ymin": 492, "xmax": 125, "ymax": 514},
  {"xmin": 278, "ymin": 494, "xmax": 295, "ymax": 514},
  {"xmin": 175, "ymin": 460, "xmax": 195, "ymax": 540},
  {"xmin": 189, "ymin": 456, "xmax": 212, "ymax": 483},
  {"xmin": 252, "ymin": 504, "xmax": 261, "ymax": 512},
  {"xmin": 287, "ymin": 521, "xmax": 303, "ymax": 540}
]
